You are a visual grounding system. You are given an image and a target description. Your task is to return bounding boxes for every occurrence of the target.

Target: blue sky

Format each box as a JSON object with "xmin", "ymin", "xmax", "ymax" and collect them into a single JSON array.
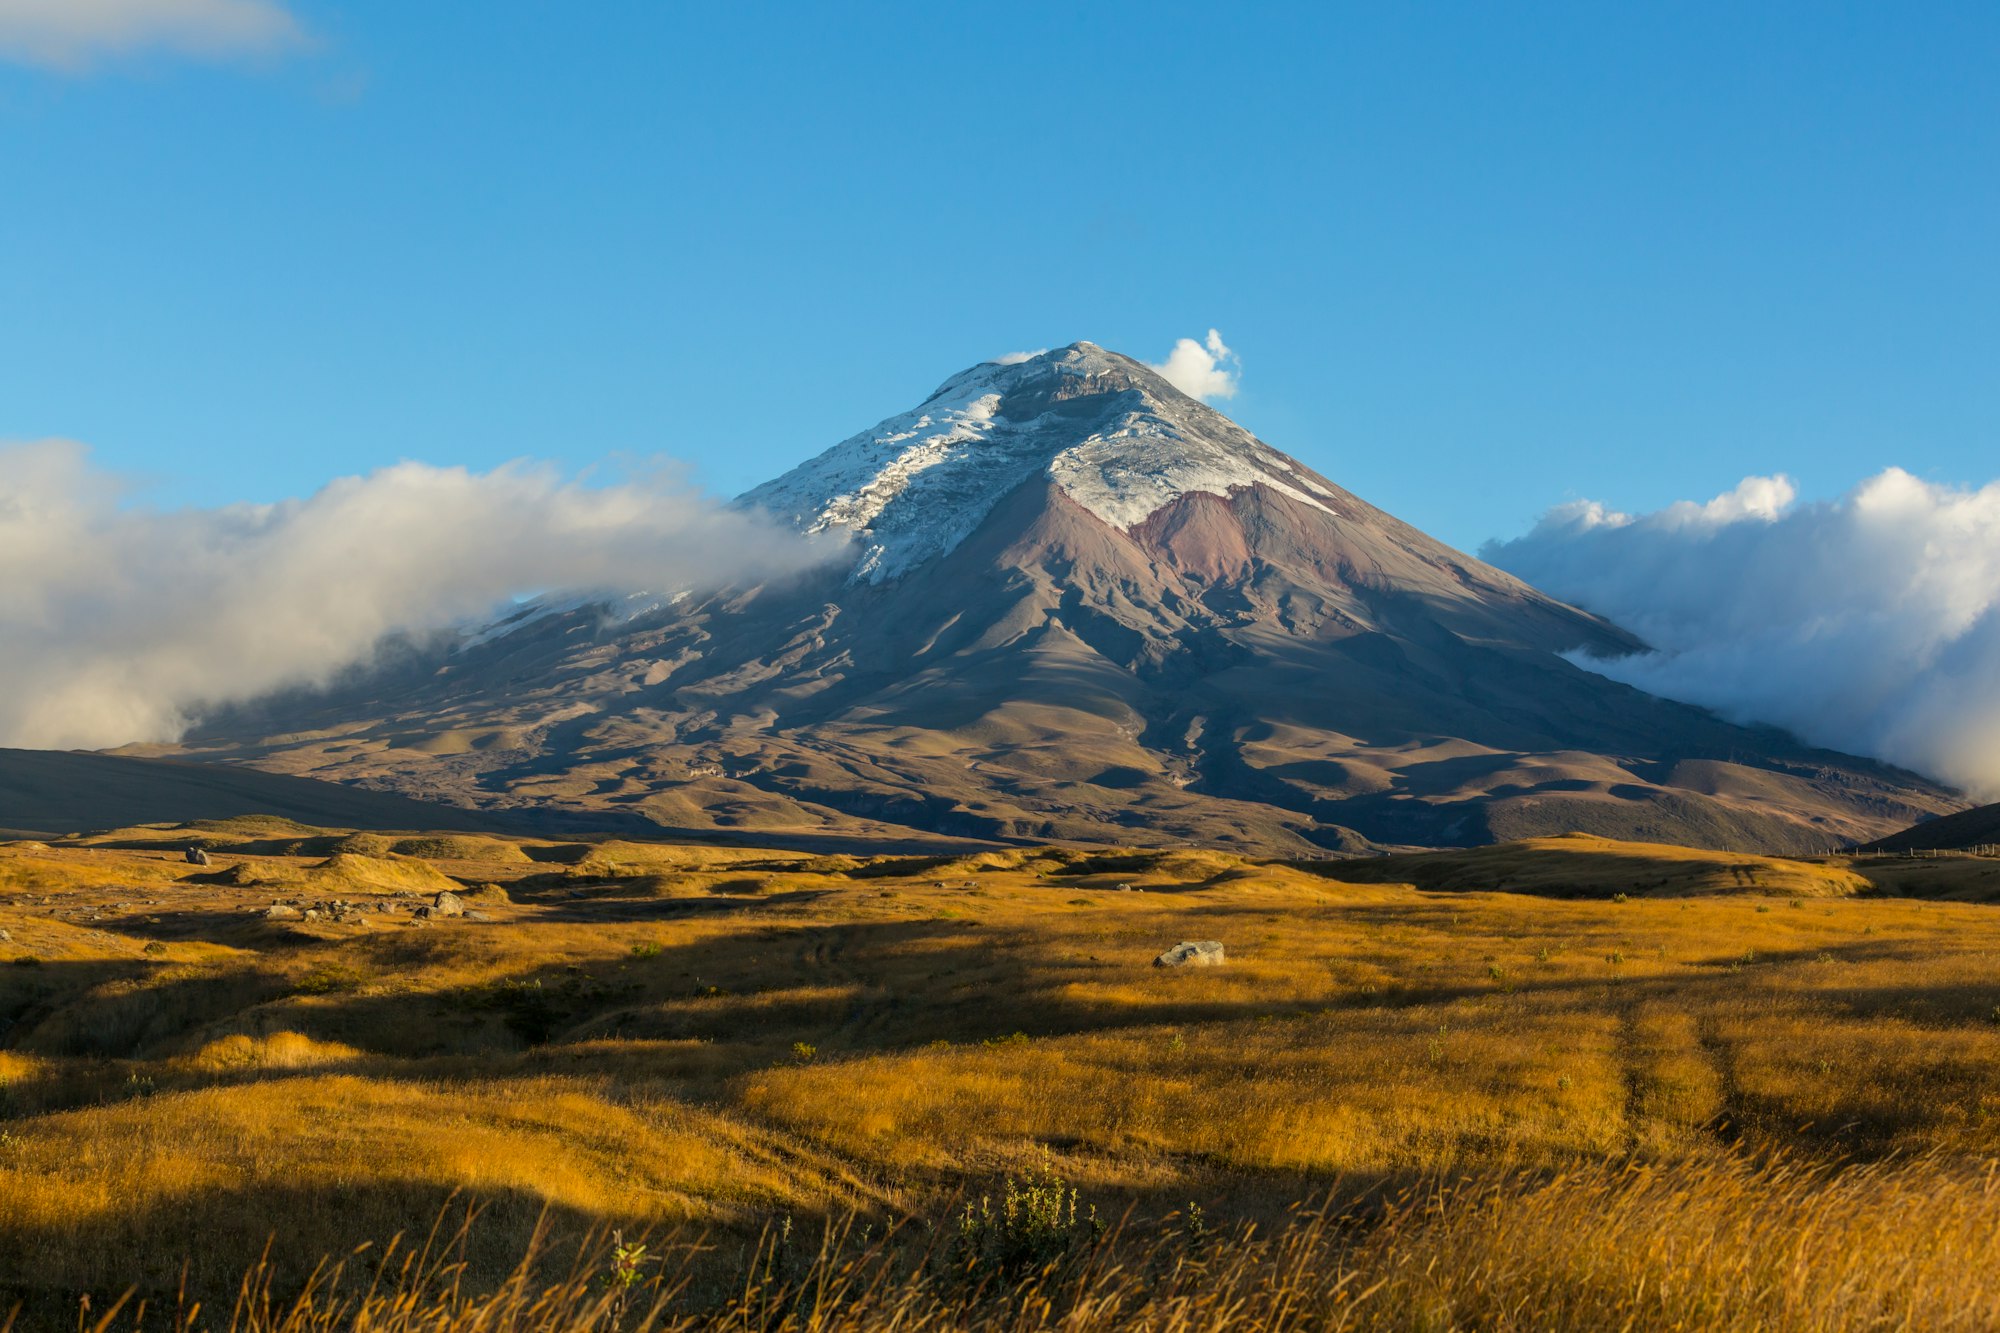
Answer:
[{"xmin": 2, "ymin": 1, "xmax": 1995, "ymax": 552}]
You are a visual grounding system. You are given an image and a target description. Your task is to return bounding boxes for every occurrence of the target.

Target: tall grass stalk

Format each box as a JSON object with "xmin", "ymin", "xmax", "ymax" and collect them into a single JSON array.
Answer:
[{"xmin": 15, "ymin": 1151, "xmax": 2000, "ymax": 1332}]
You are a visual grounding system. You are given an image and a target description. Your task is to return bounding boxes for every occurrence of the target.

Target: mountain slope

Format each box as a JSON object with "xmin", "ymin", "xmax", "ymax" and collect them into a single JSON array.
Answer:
[
  {"xmin": 0, "ymin": 748, "xmax": 509, "ymax": 838},
  {"xmin": 172, "ymin": 344, "xmax": 1960, "ymax": 853},
  {"xmin": 1864, "ymin": 803, "xmax": 2000, "ymax": 853}
]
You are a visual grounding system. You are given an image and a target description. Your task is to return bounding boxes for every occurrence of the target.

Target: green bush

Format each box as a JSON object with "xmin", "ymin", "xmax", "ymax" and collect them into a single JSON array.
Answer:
[{"xmin": 953, "ymin": 1155, "xmax": 1102, "ymax": 1274}]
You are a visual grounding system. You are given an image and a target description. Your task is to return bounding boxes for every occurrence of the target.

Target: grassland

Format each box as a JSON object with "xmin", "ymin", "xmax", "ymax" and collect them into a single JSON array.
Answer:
[{"xmin": 5, "ymin": 822, "xmax": 2000, "ymax": 1328}]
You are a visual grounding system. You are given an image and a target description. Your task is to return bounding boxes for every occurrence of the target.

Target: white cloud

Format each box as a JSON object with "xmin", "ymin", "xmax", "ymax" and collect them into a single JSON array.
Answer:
[
  {"xmin": 1147, "ymin": 329, "xmax": 1241, "ymax": 401},
  {"xmin": 989, "ymin": 349, "xmax": 1048, "ymax": 366},
  {"xmin": 0, "ymin": 440, "xmax": 841, "ymax": 749},
  {"xmin": 0, "ymin": 0, "xmax": 304, "ymax": 70},
  {"xmin": 1485, "ymin": 468, "xmax": 2000, "ymax": 799}
]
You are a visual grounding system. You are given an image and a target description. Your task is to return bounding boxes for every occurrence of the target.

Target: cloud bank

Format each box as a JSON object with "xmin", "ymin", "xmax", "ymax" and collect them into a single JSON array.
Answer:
[
  {"xmin": 0, "ymin": 441, "xmax": 838, "ymax": 749},
  {"xmin": 0, "ymin": 0, "xmax": 304, "ymax": 70},
  {"xmin": 1149, "ymin": 329, "xmax": 1240, "ymax": 401},
  {"xmin": 1485, "ymin": 469, "xmax": 2000, "ymax": 799}
]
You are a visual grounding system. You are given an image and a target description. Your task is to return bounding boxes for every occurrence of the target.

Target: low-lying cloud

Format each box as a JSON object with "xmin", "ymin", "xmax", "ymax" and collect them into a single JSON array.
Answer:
[
  {"xmin": 1149, "ymin": 329, "xmax": 1240, "ymax": 401},
  {"xmin": 0, "ymin": 440, "xmax": 838, "ymax": 749},
  {"xmin": 0, "ymin": 0, "xmax": 304, "ymax": 70},
  {"xmin": 1485, "ymin": 468, "xmax": 2000, "ymax": 799}
]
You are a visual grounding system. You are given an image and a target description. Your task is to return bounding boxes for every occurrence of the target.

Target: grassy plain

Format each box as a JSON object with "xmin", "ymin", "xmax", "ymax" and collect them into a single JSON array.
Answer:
[{"xmin": 5, "ymin": 823, "xmax": 2000, "ymax": 1328}]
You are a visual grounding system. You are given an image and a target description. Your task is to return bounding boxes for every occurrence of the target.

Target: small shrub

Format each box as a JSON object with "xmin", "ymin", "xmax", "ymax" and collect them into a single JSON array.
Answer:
[
  {"xmin": 629, "ymin": 941, "xmax": 662, "ymax": 959},
  {"xmin": 1179, "ymin": 1201, "xmax": 1209, "ymax": 1255},
  {"xmin": 600, "ymin": 1230, "xmax": 649, "ymax": 1322},
  {"xmin": 953, "ymin": 1155, "xmax": 1102, "ymax": 1274},
  {"xmin": 791, "ymin": 1042, "xmax": 817, "ymax": 1063},
  {"xmin": 293, "ymin": 963, "xmax": 367, "ymax": 996}
]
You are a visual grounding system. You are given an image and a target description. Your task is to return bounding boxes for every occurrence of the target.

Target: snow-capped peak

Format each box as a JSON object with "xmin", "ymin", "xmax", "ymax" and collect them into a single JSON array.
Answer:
[{"xmin": 739, "ymin": 343, "xmax": 1339, "ymax": 582}]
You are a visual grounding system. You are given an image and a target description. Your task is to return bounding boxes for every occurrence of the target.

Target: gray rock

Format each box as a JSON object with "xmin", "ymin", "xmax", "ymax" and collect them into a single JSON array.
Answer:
[
  {"xmin": 184, "ymin": 846, "xmax": 211, "ymax": 866},
  {"xmin": 464, "ymin": 909, "xmax": 495, "ymax": 923},
  {"xmin": 0, "ymin": 928, "xmax": 11, "ymax": 942},
  {"xmin": 430, "ymin": 890, "xmax": 465, "ymax": 918},
  {"xmin": 1154, "ymin": 940, "xmax": 1225, "ymax": 968},
  {"xmin": 262, "ymin": 904, "xmax": 302, "ymax": 921},
  {"xmin": 301, "ymin": 909, "xmax": 321, "ymax": 922}
]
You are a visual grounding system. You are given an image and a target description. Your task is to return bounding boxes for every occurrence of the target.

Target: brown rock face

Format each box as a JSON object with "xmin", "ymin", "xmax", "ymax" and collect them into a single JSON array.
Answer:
[{"xmin": 177, "ymin": 345, "xmax": 1960, "ymax": 854}]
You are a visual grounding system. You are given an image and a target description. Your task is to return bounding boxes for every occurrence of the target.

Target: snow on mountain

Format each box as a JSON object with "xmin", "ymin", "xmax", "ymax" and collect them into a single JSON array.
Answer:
[
  {"xmin": 457, "ymin": 589, "xmax": 671, "ymax": 650},
  {"xmin": 740, "ymin": 342, "xmax": 1339, "ymax": 581}
]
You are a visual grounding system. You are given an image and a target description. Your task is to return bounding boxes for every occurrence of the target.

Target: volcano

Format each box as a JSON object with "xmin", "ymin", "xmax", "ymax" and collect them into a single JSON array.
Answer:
[{"xmin": 176, "ymin": 343, "xmax": 1958, "ymax": 853}]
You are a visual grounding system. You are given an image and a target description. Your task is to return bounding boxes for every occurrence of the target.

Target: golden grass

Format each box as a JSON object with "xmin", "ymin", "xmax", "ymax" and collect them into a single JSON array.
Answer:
[
  {"xmin": 7, "ymin": 829, "xmax": 2000, "ymax": 1327},
  {"xmin": 47, "ymin": 1153, "xmax": 2000, "ymax": 1331}
]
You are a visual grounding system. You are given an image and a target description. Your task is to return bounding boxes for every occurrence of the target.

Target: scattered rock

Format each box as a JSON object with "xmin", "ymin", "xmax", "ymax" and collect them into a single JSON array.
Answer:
[
  {"xmin": 1117, "ymin": 883, "xmax": 1135, "ymax": 892},
  {"xmin": 184, "ymin": 846, "xmax": 211, "ymax": 866},
  {"xmin": 1154, "ymin": 940, "xmax": 1225, "ymax": 968},
  {"xmin": 464, "ymin": 909, "xmax": 495, "ymax": 923},
  {"xmin": 430, "ymin": 890, "xmax": 465, "ymax": 918},
  {"xmin": 262, "ymin": 905, "xmax": 302, "ymax": 921},
  {"xmin": 301, "ymin": 909, "xmax": 321, "ymax": 922},
  {"xmin": 0, "ymin": 928, "xmax": 11, "ymax": 942}
]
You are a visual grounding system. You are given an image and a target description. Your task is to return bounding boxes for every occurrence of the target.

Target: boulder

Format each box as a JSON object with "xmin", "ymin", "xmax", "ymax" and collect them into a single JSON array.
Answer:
[
  {"xmin": 1154, "ymin": 940, "xmax": 1225, "ymax": 968},
  {"xmin": 261, "ymin": 904, "xmax": 302, "ymax": 921},
  {"xmin": 0, "ymin": 928, "xmax": 11, "ymax": 942},
  {"xmin": 430, "ymin": 890, "xmax": 465, "ymax": 918},
  {"xmin": 184, "ymin": 846, "xmax": 211, "ymax": 866},
  {"xmin": 464, "ymin": 909, "xmax": 495, "ymax": 923}
]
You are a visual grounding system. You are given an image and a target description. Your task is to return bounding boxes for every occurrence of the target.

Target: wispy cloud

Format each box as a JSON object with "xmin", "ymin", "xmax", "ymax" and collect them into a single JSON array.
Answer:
[
  {"xmin": 0, "ymin": 440, "xmax": 842, "ymax": 749},
  {"xmin": 0, "ymin": 0, "xmax": 306, "ymax": 71},
  {"xmin": 1485, "ymin": 469, "xmax": 2000, "ymax": 799},
  {"xmin": 1148, "ymin": 329, "xmax": 1240, "ymax": 401}
]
